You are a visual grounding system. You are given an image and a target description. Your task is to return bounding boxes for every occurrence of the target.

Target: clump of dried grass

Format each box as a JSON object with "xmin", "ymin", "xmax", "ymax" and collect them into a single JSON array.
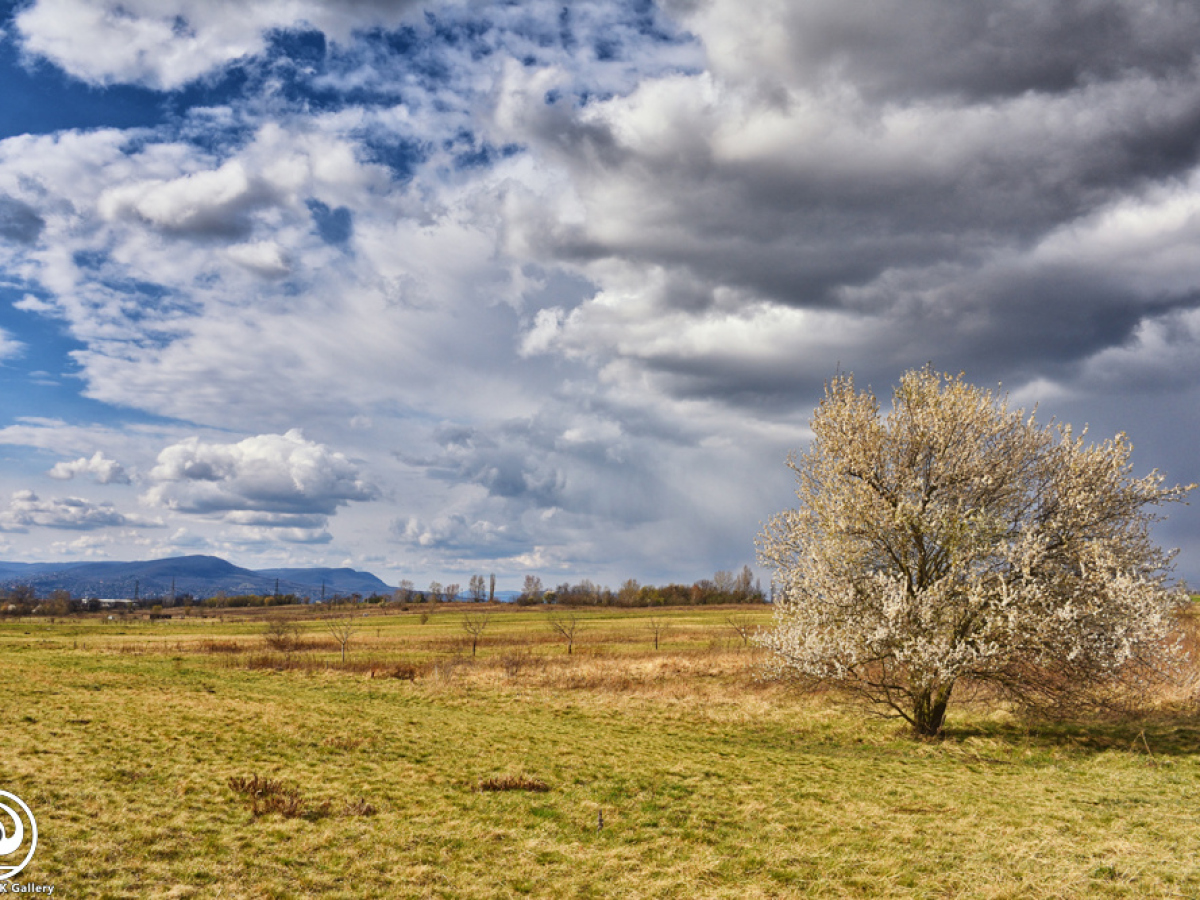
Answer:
[
  {"xmin": 341, "ymin": 798, "xmax": 377, "ymax": 816},
  {"xmin": 228, "ymin": 773, "xmax": 374, "ymax": 819},
  {"xmin": 227, "ymin": 774, "xmax": 317, "ymax": 819},
  {"xmin": 475, "ymin": 773, "xmax": 550, "ymax": 793}
]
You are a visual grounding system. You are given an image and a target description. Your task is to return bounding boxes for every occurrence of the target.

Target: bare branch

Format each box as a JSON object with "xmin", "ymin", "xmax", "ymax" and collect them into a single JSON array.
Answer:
[
  {"xmin": 461, "ymin": 610, "xmax": 492, "ymax": 657},
  {"xmin": 546, "ymin": 610, "xmax": 582, "ymax": 654}
]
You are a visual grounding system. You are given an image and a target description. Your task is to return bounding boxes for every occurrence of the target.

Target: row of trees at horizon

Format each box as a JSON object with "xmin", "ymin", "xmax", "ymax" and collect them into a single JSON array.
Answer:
[
  {"xmin": 395, "ymin": 565, "xmax": 765, "ymax": 607},
  {"xmin": 0, "ymin": 565, "xmax": 767, "ymax": 614}
]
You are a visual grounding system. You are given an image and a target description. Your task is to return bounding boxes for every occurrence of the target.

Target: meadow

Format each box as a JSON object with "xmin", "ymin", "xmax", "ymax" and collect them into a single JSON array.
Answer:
[{"xmin": 3, "ymin": 603, "xmax": 1200, "ymax": 899}]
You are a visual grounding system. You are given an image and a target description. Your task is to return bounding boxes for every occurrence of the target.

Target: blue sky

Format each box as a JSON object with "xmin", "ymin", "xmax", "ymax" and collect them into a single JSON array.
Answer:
[{"xmin": 0, "ymin": 0, "xmax": 1197, "ymax": 590}]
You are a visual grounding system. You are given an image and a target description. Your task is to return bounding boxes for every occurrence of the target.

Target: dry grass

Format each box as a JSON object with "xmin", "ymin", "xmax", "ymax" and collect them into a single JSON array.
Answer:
[{"xmin": 3, "ymin": 604, "xmax": 1200, "ymax": 898}]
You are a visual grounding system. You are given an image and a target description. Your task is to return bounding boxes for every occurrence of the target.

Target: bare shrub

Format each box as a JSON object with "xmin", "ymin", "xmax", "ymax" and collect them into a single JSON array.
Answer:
[
  {"xmin": 430, "ymin": 658, "xmax": 465, "ymax": 683},
  {"xmin": 228, "ymin": 774, "xmax": 284, "ymax": 797},
  {"xmin": 262, "ymin": 618, "xmax": 300, "ymax": 653},
  {"xmin": 499, "ymin": 650, "xmax": 542, "ymax": 678},
  {"xmin": 227, "ymin": 773, "xmax": 330, "ymax": 820}
]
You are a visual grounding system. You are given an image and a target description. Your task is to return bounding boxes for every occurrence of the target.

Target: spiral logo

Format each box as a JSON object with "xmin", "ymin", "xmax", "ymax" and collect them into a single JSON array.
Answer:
[{"xmin": 0, "ymin": 791, "xmax": 37, "ymax": 881}]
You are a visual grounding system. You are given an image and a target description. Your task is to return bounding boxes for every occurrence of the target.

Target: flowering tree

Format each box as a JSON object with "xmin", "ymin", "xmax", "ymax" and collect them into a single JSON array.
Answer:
[{"xmin": 758, "ymin": 367, "xmax": 1193, "ymax": 735}]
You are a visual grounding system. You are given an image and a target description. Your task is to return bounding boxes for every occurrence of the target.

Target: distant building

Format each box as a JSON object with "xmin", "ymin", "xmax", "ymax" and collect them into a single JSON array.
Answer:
[{"xmin": 96, "ymin": 598, "xmax": 137, "ymax": 609}]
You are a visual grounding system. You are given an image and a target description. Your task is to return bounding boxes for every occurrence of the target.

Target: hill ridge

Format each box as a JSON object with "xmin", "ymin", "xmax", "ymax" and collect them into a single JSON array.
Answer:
[{"xmin": 0, "ymin": 555, "xmax": 392, "ymax": 599}]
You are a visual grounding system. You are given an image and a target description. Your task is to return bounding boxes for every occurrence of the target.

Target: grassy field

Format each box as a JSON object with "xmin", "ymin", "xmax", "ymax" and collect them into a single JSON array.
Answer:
[{"xmin": 3, "ymin": 603, "xmax": 1200, "ymax": 898}]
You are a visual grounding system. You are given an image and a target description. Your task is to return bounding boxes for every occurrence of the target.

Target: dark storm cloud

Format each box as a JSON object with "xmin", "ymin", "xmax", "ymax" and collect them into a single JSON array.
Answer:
[
  {"xmin": 537, "ymin": 78, "xmax": 1200, "ymax": 313},
  {"xmin": 516, "ymin": 0, "xmax": 1200, "ymax": 417},
  {"xmin": 749, "ymin": 0, "xmax": 1200, "ymax": 103},
  {"xmin": 579, "ymin": 267, "xmax": 1200, "ymax": 417},
  {"xmin": 3, "ymin": 0, "xmax": 1196, "ymax": 585}
]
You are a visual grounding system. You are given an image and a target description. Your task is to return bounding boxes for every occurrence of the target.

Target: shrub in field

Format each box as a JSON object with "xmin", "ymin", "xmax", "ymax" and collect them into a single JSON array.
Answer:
[
  {"xmin": 262, "ymin": 617, "xmax": 300, "ymax": 652},
  {"xmin": 227, "ymin": 774, "xmax": 314, "ymax": 818},
  {"xmin": 227, "ymin": 774, "xmax": 374, "ymax": 819},
  {"xmin": 759, "ymin": 367, "xmax": 1195, "ymax": 735}
]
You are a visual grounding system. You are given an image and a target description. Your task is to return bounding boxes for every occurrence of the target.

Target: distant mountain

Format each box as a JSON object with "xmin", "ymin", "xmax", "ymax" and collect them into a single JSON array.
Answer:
[
  {"xmin": 0, "ymin": 555, "xmax": 393, "ymax": 600},
  {"xmin": 257, "ymin": 567, "xmax": 393, "ymax": 597}
]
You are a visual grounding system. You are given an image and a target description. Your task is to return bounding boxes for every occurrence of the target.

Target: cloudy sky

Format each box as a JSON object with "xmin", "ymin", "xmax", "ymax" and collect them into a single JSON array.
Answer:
[{"xmin": 0, "ymin": 0, "xmax": 1197, "ymax": 590}]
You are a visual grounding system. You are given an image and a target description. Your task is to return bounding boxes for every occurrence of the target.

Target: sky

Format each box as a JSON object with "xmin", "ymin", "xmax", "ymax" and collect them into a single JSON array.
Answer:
[{"xmin": 0, "ymin": 0, "xmax": 1197, "ymax": 591}]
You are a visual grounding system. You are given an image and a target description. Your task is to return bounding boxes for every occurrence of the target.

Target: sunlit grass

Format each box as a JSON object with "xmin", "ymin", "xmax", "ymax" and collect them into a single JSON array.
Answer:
[{"xmin": 4, "ymin": 605, "xmax": 1199, "ymax": 898}]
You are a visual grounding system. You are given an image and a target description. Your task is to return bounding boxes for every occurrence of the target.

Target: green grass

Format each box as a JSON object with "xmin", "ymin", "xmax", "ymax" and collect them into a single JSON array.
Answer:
[{"xmin": 3, "ymin": 605, "xmax": 1200, "ymax": 898}]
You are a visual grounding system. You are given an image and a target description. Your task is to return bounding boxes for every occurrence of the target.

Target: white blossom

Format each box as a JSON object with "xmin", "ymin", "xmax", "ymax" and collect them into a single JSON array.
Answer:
[{"xmin": 758, "ymin": 367, "xmax": 1194, "ymax": 734}]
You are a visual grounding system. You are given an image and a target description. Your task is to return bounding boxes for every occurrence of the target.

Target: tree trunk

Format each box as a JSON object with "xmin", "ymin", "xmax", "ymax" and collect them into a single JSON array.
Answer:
[{"xmin": 911, "ymin": 682, "xmax": 954, "ymax": 736}]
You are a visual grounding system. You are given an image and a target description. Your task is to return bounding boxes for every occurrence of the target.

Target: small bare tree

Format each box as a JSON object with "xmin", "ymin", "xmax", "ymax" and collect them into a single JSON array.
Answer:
[
  {"xmin": 645, "ymin": 615, "xmax": 671, "ymax": 651},
  {"xmin": 322, "ymin": 602, "xmax": 361, "ymax": 663},
  {"xmin": 546, "ymin": 610, "xmax": 583, "ymax": 654},
  {"xmin": 444, "ymin": 583, "xmax": 461, "ymax": 603},
  {"xmin": 726, "ymin": 614, "xmax": 756, "ymax": 648},
  {"xmin": 461, "ymin": 610, "xmax": 492, "ymax": 657},
  {"xmin": 759, "ymin": 366, "xmax": 1195, "ymax": 735}
]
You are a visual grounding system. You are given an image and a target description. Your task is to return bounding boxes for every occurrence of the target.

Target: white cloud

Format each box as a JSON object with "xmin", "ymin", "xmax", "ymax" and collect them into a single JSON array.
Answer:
[
  {"xmin": 519, "ymin": 306, "xmax": 564, "ymax": 357},
  {"xmin": 0, "ymin": 118, "xmax": 541, "ymax": 432},
  {"xmin": 1, "ymin": 0, "xmax": 1197, "ymax": 585},
  {"xmin": 49, "ymin": 534, "xmax": 115, "ymax": 557},
  {"xmin": 98, "ymin": 160, "xmax": 277, "ymax": 236},
  {"xmin": 0, "ymin": 490, "xmax": 151, "ymax": 531},
  {"xmin": 229, "ymin": 525, "xmax": 334, "ymax": 545},
  {"xmin": 48, "ymin": 451, "xmax": 131, "ymax": 485},
  {"xmin": 15, "ymin": 0, "xmax": 427, "ymax": 90},
  {"xmin": 0, "ymin": 327, "xmax": 23, "ymax": 361},
  {"xmin": 226, "ymin": 241, "xmax": 291, "ymax": 278},
  {"xmin": 144, "ymin": 430, "xmax": 378, "ymax": 524}
]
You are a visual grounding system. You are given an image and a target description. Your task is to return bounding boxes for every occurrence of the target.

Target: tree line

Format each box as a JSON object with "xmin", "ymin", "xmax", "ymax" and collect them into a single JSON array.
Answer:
[
  {"xmin": 518, "ymin": 565, "xmax": 764, "ymax": 606},
  {"xmin": 0, "ymin": 564, "xmax": 766, "ymax": 615}
]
